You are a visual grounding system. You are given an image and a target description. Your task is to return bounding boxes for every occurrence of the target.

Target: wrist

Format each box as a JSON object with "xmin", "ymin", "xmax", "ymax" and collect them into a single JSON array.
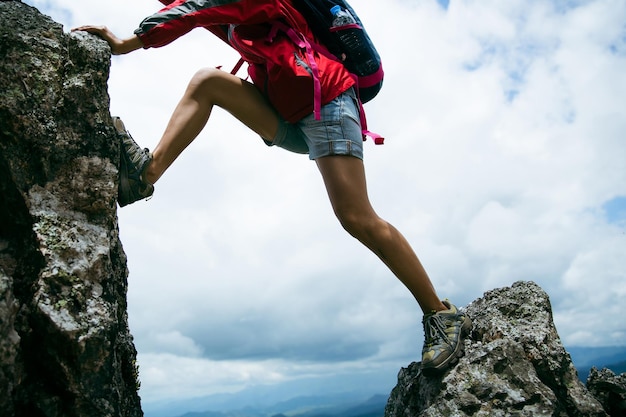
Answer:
[{"xmin": 114, "ymin": 35, "xmax": 144, "ymax": 55}]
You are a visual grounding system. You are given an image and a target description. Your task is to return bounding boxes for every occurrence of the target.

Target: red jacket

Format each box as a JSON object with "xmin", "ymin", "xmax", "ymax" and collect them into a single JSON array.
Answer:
[{"xmin": 135, "ymin": 0, "xmax": 355, "ymax": 123}]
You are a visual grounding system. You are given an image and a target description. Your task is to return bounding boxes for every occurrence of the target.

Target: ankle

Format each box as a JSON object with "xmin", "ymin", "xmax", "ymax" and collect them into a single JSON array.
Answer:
[
  {"xmin": 143, "ymin": 159, "xmax": 158, "ymax": 185},
  {"xmin": 422, "ymin": 300, "xmax": 448, "ymax": 315}
]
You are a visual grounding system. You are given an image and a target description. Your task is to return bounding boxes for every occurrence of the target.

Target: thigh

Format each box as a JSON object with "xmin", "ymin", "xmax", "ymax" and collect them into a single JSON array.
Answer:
[
  {"xmin": 315, "ymin": 155, "xmax": 375, "ymax": 217},
  {"xmin": 198, "ymin": 68, "xmax": 282, "ymax": 141}
]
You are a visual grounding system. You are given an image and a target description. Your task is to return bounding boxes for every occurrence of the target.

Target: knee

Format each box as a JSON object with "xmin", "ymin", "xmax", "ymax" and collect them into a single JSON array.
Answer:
[
  {"xmin": 190, "ymin": 67, "xmax": 222, "ymax": 83},
  {"xmin": 187, "ymin": 67, "xmax": 224, "ymax": 96},
  {"xmin": 335, "ymin": 209, "xmax": 382, "ymax": 243}
]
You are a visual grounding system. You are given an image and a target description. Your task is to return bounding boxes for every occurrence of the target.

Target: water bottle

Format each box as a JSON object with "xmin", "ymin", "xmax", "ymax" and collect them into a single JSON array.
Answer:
[
  {"xmin": 330, "ymin": 5, "xmax": 356, "ymax": 27},
  {"xmin": 329, "ymin": 5, "xmax": 379, "ymax": 76}
]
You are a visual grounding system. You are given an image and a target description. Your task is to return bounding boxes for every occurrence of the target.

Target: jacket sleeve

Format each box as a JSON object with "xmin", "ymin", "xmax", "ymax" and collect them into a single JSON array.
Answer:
[{"xmin": 134, "ymin": 0, "xmax": 285, "ymax": 49}]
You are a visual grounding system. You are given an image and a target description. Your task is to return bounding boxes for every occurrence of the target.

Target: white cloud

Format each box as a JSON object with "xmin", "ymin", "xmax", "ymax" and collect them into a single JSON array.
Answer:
[
  {"xmin": 145, "ymin": 330, "xmax": 205, "ymax": 357},
  {"xmin": 24, "ymin": 0, "xmax": 626, "ymax": 408},
  {"xmin": 137, "ymin": 354, "xmax": 281, "ymax": 402},
  {"xmin": 138, "ymin": 352, "xmax": 400, "ymax": 406}
]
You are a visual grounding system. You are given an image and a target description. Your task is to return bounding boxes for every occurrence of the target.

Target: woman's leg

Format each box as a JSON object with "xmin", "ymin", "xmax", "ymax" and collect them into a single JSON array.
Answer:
[
  {"xmin": 144, "ymin": 68, "xmax": 281, "ymax": 184},
  {"xmin": 315, "ymin": 155, "xmax": 447, "ymax": 314},
  {"xmin": 143, "ymin": 69, "xmax": 442, "ymax": 311}
]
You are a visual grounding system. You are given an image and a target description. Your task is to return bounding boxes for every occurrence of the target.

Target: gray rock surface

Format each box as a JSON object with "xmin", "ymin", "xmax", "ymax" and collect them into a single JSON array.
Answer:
[
  {"xmin": 587, "ymin": 367, "xmax": 626, "ymax": 417},
  {"xmin": 0, "ymin": 1, "xmax": 142, "ymax": 416},
  {"xmin": 385, "ymin": 281, "xmax": 609, "ymax": 417}
]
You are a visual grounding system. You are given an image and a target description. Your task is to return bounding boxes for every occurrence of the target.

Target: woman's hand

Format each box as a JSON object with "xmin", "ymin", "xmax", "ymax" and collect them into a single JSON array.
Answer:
[{"xmin": 72, "ymin": 25, "xmax": 143, "ymax": 55}]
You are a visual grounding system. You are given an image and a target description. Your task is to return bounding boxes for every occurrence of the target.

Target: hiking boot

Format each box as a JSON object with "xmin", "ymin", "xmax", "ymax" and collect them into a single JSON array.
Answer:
[
  {"xmin": 421, "ymin": 299, "xmax": 472, "ymax": 375},
  {"xmin": 113, "ymin": 116, "xmax": 154, "ymax": 207}
]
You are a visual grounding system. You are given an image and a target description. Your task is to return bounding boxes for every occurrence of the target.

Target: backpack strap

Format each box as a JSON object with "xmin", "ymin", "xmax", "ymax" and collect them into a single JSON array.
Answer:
[
  {"xmin": 231, "ymin": 21, "xmax": 384, "ymax": 144},
  {"xmin": 230, "ymin": 58, "xmax": 246, "ymax": 76},
  {"xmin": 267, "ymin": 21, "xmax": 323, "ymax": 121},
  {"xmin": 349, "ymin": 74, "xmax": 384, "ymax": 145},
  {"xmin": 295, "ymin": 31, "xmax": 385, "ymax": 144}
]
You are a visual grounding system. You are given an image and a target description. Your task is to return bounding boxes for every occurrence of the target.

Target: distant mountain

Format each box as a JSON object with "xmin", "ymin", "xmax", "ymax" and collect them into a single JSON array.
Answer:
[
  {"xmin": 343, "ymin": 394, "xmax": 388, "ymax": 417},
  {"xmin": 282, "ymin": 394, "xmax": 387, "ymax": 417},
  {"xmin": 149, "ymin": 346, "xmax": 626, "ymax": 417},
  {"xmin": 177, "ymin": 394, "xmax": 387, "ymax": 417},
  {"xmin": 567, "ymin": 345, "xmax": 626, "ymax": 381},
  {"xmin": 180, "ymin": 412, "xmax": 230, "ymax": 417},
  {"xmin": 143, "ymin": 370, "xmax": 397, "ymax": 417},
  {"xmin": 608, "ymin": 360, "xmax": 626, "ymax": 374}
]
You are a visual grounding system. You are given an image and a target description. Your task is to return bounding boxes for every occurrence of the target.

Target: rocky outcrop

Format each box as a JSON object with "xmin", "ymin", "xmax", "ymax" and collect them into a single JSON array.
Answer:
[
  {"xmin": 587, "ymin": 368, "xmax": 626, "ymax": 417},
  {"xmin": 385, "ymin": 281, "xmax": 612, "ymax": 417},
  {"xmin": 0, "ymin": 2, "xmax": 142, "ymax": 416}
]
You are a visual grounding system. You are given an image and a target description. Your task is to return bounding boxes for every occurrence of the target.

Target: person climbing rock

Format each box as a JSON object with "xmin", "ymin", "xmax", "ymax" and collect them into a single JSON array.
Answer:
[{"xmin": 73, "ymin": 0, "xmax": 471, "ymax": 374}]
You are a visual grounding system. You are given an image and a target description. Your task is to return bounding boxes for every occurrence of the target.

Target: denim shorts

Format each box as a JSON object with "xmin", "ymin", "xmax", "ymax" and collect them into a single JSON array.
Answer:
[{"xmin": 267, "ymin": 88, "xmax": 364, "ymax": 160}]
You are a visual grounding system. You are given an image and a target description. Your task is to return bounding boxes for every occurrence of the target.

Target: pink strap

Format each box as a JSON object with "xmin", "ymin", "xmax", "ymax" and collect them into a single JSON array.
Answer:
[
  {"xmin": 231, "ymin": 58, "xmax": 246, "ymax": 75},
  {"xmin": 364, "ymin": 130, "xmax": 385, "ymax": 145},
  {"xmin": 358, "ymin": 65, "xmax": 384, "ymax": 88},
  {"xmin": 348, "ymin": 74, "xmax": 384, "ymax": 145},
  {"xmin": 329, "ymin": 23, "xmax": 362, "ymax": 32},
  {"xmin": 301, "ymin": 35, "xmax": 384, "ymax": 143},
  {"xmin": 238, "ymin": 21, "xmax": 384, "ymax": 142},
  {"xmin": 357, "ymin": 96, "xmax": 385, "ymax": 145},
  {"xmin": 268, "ymin": 22, "xmax": 323, "ymax": 120}
]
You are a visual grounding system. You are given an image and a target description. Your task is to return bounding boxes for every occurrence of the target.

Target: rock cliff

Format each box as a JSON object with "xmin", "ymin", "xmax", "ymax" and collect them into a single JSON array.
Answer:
[
  {"xmin": 0, "ymin": 1, "xmax": 142, "ymax": 416},
  {"xmin": 384, "ymin": 281, "xmax": 624, "ymax": 417}
]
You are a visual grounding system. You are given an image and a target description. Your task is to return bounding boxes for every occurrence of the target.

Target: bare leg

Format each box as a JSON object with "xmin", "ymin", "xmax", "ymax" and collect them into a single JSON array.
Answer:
[
  {"xmin": 316, "ymin": 155, "xmax": 447, "ymax": 314},
  {"xmin": 140, "ymin": 67, "xmax": 443, "ymax": 313},
  {"xmin": 144, "ymin": 68, "xmax": 281, "ymax": 184}
]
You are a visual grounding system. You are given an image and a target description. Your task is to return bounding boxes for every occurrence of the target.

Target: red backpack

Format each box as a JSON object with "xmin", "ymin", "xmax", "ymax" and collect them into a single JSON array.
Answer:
[{"xmin": 155, "ymin": 0, "xmax": 384, "ymax": 144}]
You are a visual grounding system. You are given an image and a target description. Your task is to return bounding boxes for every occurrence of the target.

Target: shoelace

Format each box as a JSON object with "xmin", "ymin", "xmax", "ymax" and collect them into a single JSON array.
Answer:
[
  {"xmin": 120, "ymin": 133, "xmax": 152, "ymax": 188},
  {"xmin": 423, "ymin": 314, "xmax": 453, "ymax": 348},
  {"xmin": 122, "ymin": 134, "xmax": 148, "ymax": 166}
]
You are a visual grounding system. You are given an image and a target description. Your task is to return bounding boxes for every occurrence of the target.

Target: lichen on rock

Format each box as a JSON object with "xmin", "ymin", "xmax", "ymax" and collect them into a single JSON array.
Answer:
[
  {"xmin": 0, "ymin": 2, "xmax": 142, "ymax": 416},
  {"xmin": 384, "ymin": 281, "xmax": 610, "ymax": 417}
]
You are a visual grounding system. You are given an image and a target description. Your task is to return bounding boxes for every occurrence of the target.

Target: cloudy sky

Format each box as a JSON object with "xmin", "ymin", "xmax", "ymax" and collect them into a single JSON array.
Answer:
[{"xmin": 27, "ymin": 0, "xmax": 626, "ymax": 411}]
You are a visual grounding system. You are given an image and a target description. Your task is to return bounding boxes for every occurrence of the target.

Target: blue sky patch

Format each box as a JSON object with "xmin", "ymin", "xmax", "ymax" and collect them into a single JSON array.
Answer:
[
  {"xmin": 551, "ymin": 0, "xmax": 593, "ymax": 14},
  {"xmin": 603, "ymin": 196, "xmax": 626, "ymax": 224},
  {"xmin": 608, "ymin": 32, "xmax": 626, "ymax": 56}
]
